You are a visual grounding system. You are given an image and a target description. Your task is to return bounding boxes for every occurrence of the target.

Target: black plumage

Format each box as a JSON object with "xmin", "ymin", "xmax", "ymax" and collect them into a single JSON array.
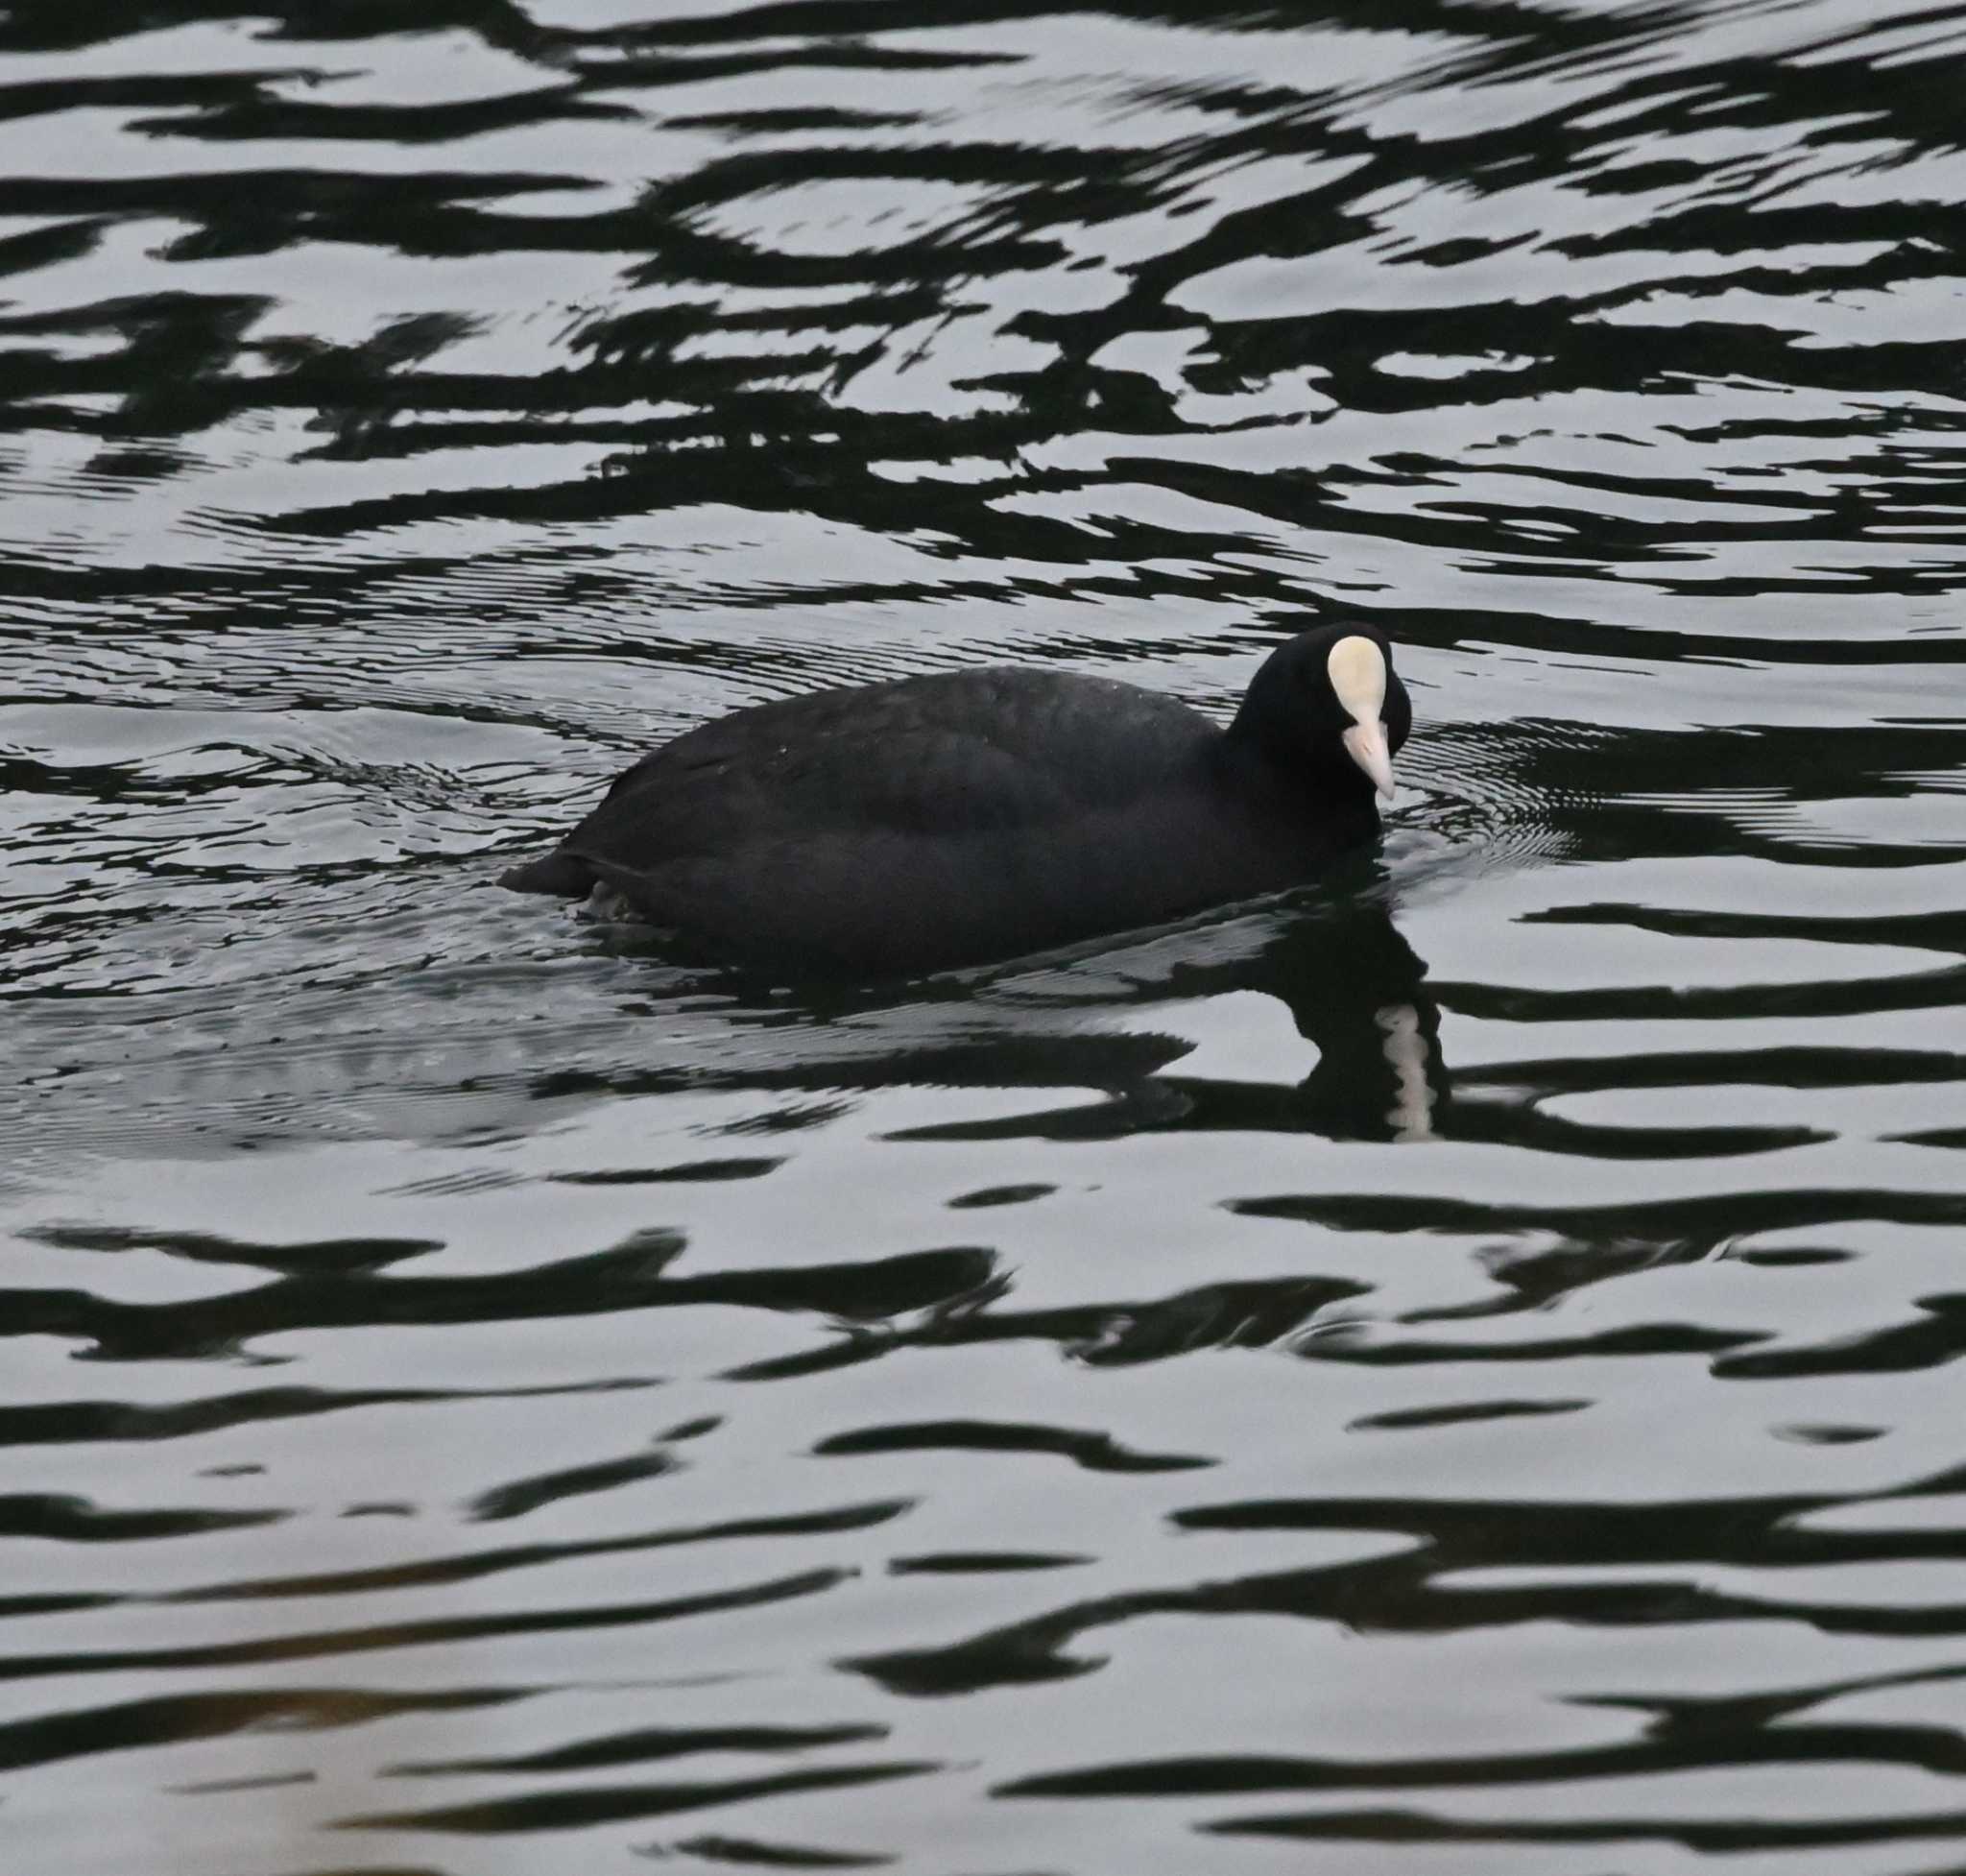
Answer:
[{"xmin": 501, "ymin": 622, "xmax": 1411, "ymax": 974}]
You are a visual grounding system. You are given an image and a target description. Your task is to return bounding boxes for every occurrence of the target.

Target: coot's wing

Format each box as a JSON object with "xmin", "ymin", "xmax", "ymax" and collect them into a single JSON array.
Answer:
[{"xmin": 562, "ymin": 668, "xmax": 1211, "ymax": 867}]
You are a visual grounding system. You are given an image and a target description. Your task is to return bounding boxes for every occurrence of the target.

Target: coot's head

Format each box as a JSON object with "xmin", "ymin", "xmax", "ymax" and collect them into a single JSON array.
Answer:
[{"xmin": 1229, "ymin": 622, "xmax": 1412, "ymax": 803}]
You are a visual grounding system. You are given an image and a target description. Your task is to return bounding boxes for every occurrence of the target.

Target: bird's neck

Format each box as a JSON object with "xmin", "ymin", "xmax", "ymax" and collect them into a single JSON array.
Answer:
[{"xmin": 1215, "ymin": 723, "xmax": 1374, "ymax": 812}]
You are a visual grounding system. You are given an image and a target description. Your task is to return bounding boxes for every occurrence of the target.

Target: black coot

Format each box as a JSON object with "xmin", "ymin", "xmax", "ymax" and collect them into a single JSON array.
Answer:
[{"xmin": 501, "ymin": 622, "xmax": 1411, "ymax": 974}]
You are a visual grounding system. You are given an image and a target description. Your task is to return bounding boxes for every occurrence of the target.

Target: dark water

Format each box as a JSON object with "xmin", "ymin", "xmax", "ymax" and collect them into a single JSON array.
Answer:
[{"xmin": 5, "ymin": 1, "xmax": 1966, "ymax": 1870}]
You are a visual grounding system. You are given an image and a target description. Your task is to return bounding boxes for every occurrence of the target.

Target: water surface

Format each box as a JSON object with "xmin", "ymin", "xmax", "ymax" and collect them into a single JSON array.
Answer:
[{"xmin": 4, "ymin": 2, "xmax": 1966, "ymax": 1871}]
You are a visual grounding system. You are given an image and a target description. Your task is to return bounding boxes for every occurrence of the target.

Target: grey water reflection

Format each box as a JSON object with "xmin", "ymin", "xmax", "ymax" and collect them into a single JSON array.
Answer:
[{"xmin": 4, "ymin": 0, "xmax": 1966, "ymax": 1872}]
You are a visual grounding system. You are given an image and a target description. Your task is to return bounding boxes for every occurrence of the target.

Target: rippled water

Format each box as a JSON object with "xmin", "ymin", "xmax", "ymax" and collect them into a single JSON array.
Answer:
[{"xmin": 5, "ymin": 2, "xmax": 1966, "ymax": 1870}]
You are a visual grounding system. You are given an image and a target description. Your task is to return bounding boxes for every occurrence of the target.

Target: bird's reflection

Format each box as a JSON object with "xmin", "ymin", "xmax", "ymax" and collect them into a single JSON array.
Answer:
[
  {"xmin": 599, "ymin": 855, "xmax": 1451, "ymax": 1147},
  {"xmin": 1133, "ymin": 870, "xmax": 1447, "ymax": 1142}
]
